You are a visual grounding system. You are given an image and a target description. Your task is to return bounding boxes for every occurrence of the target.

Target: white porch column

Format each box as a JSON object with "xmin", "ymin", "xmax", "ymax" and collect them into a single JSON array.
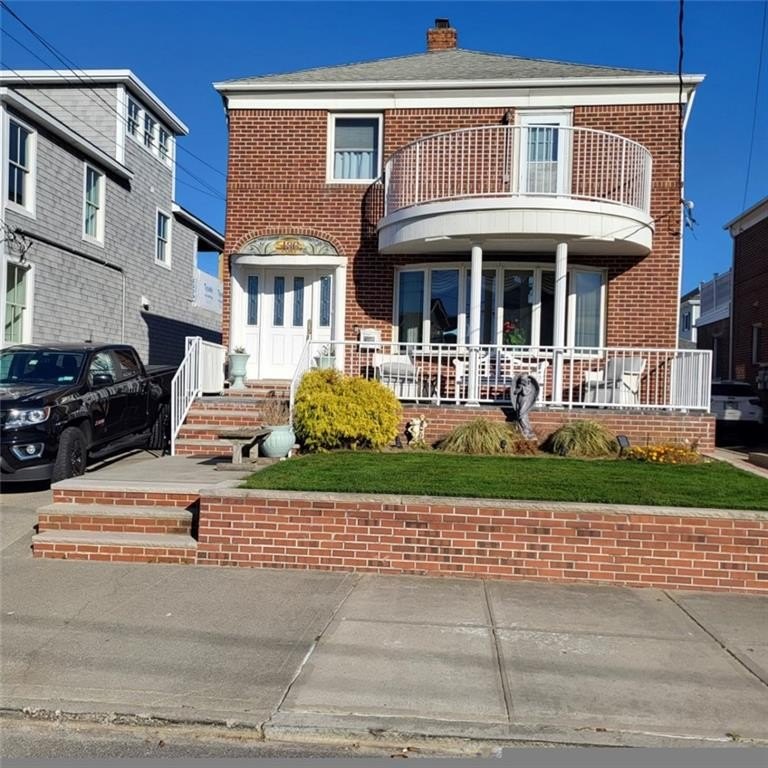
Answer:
[
  {"xmin": 467, "ymin": 244, "xmax": 483, "ymax": 405},
  {"xmin": 553, "ymin": 241, "xmax": 568, "ymax": 403},
  {"xmin": 333, "ymin": 264, "xmax": 347, "ymax": 369}
]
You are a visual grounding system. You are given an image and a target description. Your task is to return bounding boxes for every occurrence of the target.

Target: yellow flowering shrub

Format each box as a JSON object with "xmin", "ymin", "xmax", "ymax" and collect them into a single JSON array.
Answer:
[
  {"xmin": 294, "ymin": 368, "xmax": 402, "ymax": 451},
  {"xmin": 626, "ymin": 442, "xmax": 701, "ymax": 465}
]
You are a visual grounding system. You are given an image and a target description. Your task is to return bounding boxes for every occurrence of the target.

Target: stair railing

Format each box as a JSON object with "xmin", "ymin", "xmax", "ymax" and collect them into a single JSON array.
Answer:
[
  {"xmin": 170, "ymin": 336, "xmax": 202, "ymax": 456},
  {"xmin": 289, "ymin": 337, "xmax": 315, "ymax": 420}
]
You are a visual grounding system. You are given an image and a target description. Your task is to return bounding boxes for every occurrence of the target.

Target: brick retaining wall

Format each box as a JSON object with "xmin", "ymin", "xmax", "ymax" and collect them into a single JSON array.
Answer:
[
  {"xmin": 196, "ymin": 491, "xmax": 766, "ymax": 593},
  {"xmin": 400, "ymin": 406, "xmax": 715, "ymax": 452}
]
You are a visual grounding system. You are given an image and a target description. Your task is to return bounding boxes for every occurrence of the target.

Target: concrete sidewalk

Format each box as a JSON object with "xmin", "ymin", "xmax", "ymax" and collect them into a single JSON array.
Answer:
[{"xmin": 2, "ymin": 533, "xmax": 767, "ymax": 749}]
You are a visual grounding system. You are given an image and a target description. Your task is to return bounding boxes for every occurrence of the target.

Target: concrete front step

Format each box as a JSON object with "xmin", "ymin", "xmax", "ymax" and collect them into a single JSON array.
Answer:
[
  {"xmin": 37, "ymin": 503, "xmax": 193, "ymax": 536},
  {"xmin": 223, "ymin": 383, "xmax": 290, "ymax": 398},
  {"xmin": 32, "ymin": 530, "xmax": 197, "ymax": 564}
]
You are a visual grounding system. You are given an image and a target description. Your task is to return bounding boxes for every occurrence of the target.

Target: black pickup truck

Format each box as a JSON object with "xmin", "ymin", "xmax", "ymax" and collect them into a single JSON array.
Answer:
[{"xmin": 1, "ymin": 344, "xmax": 175, "ymax": 484}]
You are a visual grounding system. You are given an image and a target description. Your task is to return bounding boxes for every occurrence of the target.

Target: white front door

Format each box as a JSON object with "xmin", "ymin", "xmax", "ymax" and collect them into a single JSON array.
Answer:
[
  {"xmin": 241, "ymin": 268, "xmax": 334, "ymax": 380},
  {"xmin": 518, "ymin": 112, "xmax": 571, "ymax": 196}
]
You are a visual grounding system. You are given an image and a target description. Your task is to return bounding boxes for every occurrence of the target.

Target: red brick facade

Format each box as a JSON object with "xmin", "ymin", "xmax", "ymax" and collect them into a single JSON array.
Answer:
[{"xmin": 222, "ymin": 102, "xmax": 682, "ymax": 349}]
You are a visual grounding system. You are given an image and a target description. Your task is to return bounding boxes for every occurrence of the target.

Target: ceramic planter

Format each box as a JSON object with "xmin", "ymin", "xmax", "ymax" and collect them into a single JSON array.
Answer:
[
  {"xmin": 260, "ymin": 424, "xmax": 296, "ymax": 458},
  {"xmin": 228, "ymin": 352, "xmax": 250, "ymax": 389}
]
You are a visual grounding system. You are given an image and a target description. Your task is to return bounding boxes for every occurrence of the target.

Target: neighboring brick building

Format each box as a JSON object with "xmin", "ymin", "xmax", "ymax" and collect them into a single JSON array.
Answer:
[
  {"xmin": 1, "ymin": 70, "xmax": 223, "ymax": 365},
  {"xmin": 211, "ymin": 19, "xmax": 710, "ymax": 426},
  {"xmin": 725, "ymin": 196, "xmax": 768, "ymax": 400}
]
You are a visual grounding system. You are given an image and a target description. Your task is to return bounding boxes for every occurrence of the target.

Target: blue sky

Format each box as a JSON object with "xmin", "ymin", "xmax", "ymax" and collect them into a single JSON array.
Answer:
[{"xmin": 2, "ymin": 0, "xmax": 766, "ymax": 291}]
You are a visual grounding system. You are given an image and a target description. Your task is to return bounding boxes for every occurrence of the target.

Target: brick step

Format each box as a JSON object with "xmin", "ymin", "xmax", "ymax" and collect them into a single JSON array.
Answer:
[
  {"xmin": 185, "ymin": 408, "xmax": 269, "ymax": 425},
  {"xmin": 194, "ymin": 397, "xmax": 281, "ymax": 410},
  {"xmin": 223, "ymin": 383, "xmax": 290, "ymax": 398},
  {"xmin": 37, "ymin": 503, "xmax": 193, "ymax": 536},
  {"xmin": 32, "ymin": 531, "xmax": 197, "ymax": 564},
  {"xmin": 175, "ymin": 438, "xmax": 234, "ymax": 457},
  {"xmin": 178, "ymin": 424, "xmax": 262, "ymax": 441}
]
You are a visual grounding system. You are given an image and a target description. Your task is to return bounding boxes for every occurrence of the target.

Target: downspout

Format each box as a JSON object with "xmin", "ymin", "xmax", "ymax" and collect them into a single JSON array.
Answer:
[{"xmin": 17, "ymin": 229, "xmax": 126, "ymax": 342}]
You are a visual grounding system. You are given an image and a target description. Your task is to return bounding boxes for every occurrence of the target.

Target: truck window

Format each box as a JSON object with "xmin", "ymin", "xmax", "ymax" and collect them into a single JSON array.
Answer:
[
  {"xmin": 88, "ymin": 351, "xmax": 118, "ymax": 387},
  {"xmin": 113, "ymin": 349, "xmax": 141, "ymax": 380}
]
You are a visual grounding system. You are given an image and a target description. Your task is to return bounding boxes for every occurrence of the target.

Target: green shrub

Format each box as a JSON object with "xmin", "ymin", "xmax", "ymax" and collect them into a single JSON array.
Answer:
[
  {"xmin": 437, "ymin": 418, "xmax": 538, "ymax": 455},
  {"xmin": 294, "ymin": 368, "xmax": 402, "ymax": 451},
  {"xmin": 544, "ymin": 420, "xmax": 618, "ymax": 457}
]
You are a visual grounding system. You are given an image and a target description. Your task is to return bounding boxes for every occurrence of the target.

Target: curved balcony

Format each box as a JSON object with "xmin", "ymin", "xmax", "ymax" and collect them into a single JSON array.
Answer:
[{"xmin": 378, "ymin": 125, "xmax": 654, "ymax": 256}]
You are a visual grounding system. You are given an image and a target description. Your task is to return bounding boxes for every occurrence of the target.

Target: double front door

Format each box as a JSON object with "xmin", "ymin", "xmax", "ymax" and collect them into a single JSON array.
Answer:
[{"xmin": 242, "ymin": 268, "xmax": 334, "ymax": 380}]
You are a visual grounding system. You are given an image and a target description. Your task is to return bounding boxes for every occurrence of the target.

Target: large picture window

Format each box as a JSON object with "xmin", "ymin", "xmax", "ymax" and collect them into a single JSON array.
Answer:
[{"xmin": 395, "ymin": 262, "xmax": 604, "ymax": 348}]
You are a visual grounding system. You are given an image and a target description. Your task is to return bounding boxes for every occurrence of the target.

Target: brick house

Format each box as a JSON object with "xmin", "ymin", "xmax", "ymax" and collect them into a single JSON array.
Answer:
[
  {"xmin": 724, "ymin": 196, "xmax": 768, "ymax": 404},
  {"xmin": 206, "ymin": 20, "xmax": 714, "ymax": 448},
  {"xmin": 1, "ymin": 70, "xmax": 223, "ymax": 365}
]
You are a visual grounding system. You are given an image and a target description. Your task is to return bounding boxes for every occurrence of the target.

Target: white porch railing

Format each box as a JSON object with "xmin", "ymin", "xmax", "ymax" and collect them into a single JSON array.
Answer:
[
  {"xmin": 296, "ymin": 341, "xmax": 712, "ymax": 412},
  {"xmin": 384, "ymin": 125, "xmax": 652, "ymax": 217},
  {"xmin": 289, "ymin": 337, "xmax": 314, "ymax": 419},
  {"xmin": 170, "ymin": 336, "xmax": 227, "ymax": 455}
]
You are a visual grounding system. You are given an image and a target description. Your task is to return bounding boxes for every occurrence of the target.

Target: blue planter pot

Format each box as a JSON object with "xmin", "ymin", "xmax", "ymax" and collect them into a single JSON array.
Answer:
[{"xmin": 260, "ymin": 425, "xmax": 296, "ymax": 458}]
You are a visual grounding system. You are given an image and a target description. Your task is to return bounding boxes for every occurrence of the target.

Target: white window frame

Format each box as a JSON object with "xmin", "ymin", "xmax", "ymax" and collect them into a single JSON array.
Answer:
[
  {"xmin": 326, "ymin": 113, "xmax": 383, "ymax": 184},
  {"xmin": 82, "ymin": 164, "xmax": 105, "ymax": 245},
  {"xmin": 158, "ymin": 126, "xmax": 171, "ymax": 165},
  {"xmin": 127, "ymin": 98, "xmax": 140, "ymax": 138},
  {"xmin": 1, "ymin": 255, "xmax": 34, "ymax": 346},
  {"xmin": 155, "ymin": 209, "xmax": 171, "ymax": 269},
  {"xmin": 393, "ymin": 261, "xmax": 606, "ymax": 349},
  {"xmin": 143, "ymin": 113, "xmax": 156, "ymax": 151},
  {"xmin": 4, "ymin": 113, "xmax": 36, "ymax": 218},
  {"xmin": 516, "ymin": 110, "xmax": 573, "ymax": 197}
]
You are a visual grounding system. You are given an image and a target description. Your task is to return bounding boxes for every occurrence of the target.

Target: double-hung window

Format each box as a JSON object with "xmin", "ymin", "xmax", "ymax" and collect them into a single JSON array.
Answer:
[
  {"xmin": 158, "ymin": 127, "xmax": 170, "ymax": 163},
  {"xmin": 329, "ymin": 115, "xmax": 381, "ymax": 182},
  {"xmin": 4, "ymin": 261, "xmax": 31, "ymax": 344},
  {"xmin": 127, "ymin": 99, "xmax": 140, "ymax": 137},
  {"xmin": 155, "ymin": 211, "xmax": 171, "ymax": 267},
  {"xmin": 83, "ymin": 165, "xmax": 104, "ymax": 243},
  {"xmin": 143, "ymin": 114, "xmax": 156, "ymax": 150},
  {"xmin": 6, "ymin": 117, "xmax": 35, "ymax": 214}
]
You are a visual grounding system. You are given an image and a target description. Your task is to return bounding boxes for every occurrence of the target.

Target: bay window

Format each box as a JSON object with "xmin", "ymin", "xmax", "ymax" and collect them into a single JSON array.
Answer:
[{"xmin": 395, "ymin": 262, "xmax": 604, "ymax": 348}]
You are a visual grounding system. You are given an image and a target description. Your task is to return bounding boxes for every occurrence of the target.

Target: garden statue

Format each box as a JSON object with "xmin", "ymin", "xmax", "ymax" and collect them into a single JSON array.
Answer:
[
  {"xmin": 512, "ymin": 374, "xmax": 539, "ymax": 440},
  {"xmin": 405, "ymin": 414, "xmax": 428, "ymax": 447}
]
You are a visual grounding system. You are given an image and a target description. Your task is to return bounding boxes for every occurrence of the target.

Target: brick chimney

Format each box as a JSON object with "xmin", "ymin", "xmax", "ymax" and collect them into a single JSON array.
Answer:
[{"xmin": 427, "ymin": 18, "xmax": 457, "ymax": 51}]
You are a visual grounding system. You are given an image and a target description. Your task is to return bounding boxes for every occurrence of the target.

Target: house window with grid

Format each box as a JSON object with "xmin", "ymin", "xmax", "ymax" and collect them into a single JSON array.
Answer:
[
  {"xmin": 329, "ymin": 115, "xmax": 381, "ymax": 181},
  {"xmin": 144, "ymin": 113, "xmax": 156, "ymax": 150},
  {"xmin": 83, "ymin": 165, "xmax": 104, "ymax": 242},
  {"xmin": 158, "ymin": 127, "xmax": 170, "ymax": 162},
  {"xmin": 155, "ymin": 211, "xmax": 170, "ymax": 266},
  {"xmin": 7, "ymin": 118, "xmax": 34, "ymax": 212},
  {"xmin": 127, "ymin": 99, "xmax": 140, "ymax": 137},
  {"xmin": 4, "ymin": 261, "xmax": 30, "ymax": 344}
]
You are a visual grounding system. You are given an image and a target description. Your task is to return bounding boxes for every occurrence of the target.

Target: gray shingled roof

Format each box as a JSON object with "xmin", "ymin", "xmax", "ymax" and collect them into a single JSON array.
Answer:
[{"xmin": 219, "ymin": 49, "xmax": 673, "ymax": 87}]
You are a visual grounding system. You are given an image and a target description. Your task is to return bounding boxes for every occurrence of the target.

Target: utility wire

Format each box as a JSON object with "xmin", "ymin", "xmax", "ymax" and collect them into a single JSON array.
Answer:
[
  {"xmin": 743, "ymin": 0, "xmax": 767, "ymax": 209},
  {"xmin": 677, "ymin": 0, "xmax": 685, "ymax": 204},
  {"xmin": 1, "ymin": 0, "xmax": 227, "ymax": 187}
]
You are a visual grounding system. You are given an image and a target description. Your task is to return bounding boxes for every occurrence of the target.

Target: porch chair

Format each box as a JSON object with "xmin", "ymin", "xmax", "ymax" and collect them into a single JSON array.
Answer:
[
  {"xmin": 372, "ymin": 352, "xmax": 423, "ymax": 399},
  {"xmin": 583, "ymin": 356, "xmax": 646, "ymax": 405}
]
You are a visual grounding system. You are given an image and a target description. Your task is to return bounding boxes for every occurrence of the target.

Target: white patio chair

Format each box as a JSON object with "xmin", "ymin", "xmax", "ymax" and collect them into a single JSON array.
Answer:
[
  {"xmin": 583, "ymin": 356, "xmax": 646, "ymax": 405},
  {"xmin": 372, "ymin": 352, "xmax": 422, "ymax": 399}
]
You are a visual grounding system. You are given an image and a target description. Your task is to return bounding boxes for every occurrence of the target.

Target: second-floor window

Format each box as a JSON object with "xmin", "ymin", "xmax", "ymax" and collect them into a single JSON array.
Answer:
[
  {"xmin": 144, "ymin": 114, "xmax": 156, "ymax": 150},
  {"xmin": 7, "ymin": 118, "xmax": 35, "ymax": 213},
  {"xmin": 127, "ymin": 99, "xmax": 140, "ymax": 137},
  {"xmin": 83, "ymin": 165, "xmax": 104, "ymax": 242},
  {"xmin": 156, "ymin": 211, "xmax": 170, "ymax": 266},
  {"xmin": 329, "ymin": 115, "xmax": 381, "ymax": 182},
  {"xmin": 158, "ymin": 127, "xmax": 170, "ymax": 162}
]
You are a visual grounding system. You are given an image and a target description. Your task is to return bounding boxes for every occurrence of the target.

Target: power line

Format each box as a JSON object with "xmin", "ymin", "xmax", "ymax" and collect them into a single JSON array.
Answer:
[
  {"xmin": 743, "ymin": 0, "xmax": 767, "ymax": 209},
  {"xmin": 1, "ymin": 0, "xmax": 227, "ymax": 187}
]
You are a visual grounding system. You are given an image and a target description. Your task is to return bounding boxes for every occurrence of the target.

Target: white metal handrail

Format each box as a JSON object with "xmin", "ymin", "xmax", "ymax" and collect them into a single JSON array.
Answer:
[
  {"xmin": 301, "ymin": 340, "xmax": 712, "ymax": 412},
  {"xmin": 289, "ymin": 337, "xmax": 314, "ymax": 420},
  {"xmin": 384, "ymin": 124, "xmax": 652, "ymax": 217},
  {"xmin": 170, "ymin": 336, "xmax": 226, "ymax": 455}
]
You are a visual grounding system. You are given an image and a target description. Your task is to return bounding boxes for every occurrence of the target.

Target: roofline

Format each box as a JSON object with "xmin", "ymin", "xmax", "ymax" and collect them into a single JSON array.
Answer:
[
  {"xmin": 0, "ymin": 87, "xmax": 133, "ymax": 181},
  {"xmin": 172, "ymin": 203, "xmax": 224, "ymax": 251},
  {"xmin": 0, "ymin": 69, "xmax": 188, "ymax": 135},
  {"xmin": 214, "ymin": 74, "xmax": 705, "ymax": 94},
  {"xmin": 723, "ymin": 195, "xmax": 768, "ymax": 234}
]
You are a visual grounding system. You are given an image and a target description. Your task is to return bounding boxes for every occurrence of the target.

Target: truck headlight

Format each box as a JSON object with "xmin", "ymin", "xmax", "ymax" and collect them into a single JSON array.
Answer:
[{"xmin": 4, "ymin": 407, "xmax": 51, "ymax": 429}]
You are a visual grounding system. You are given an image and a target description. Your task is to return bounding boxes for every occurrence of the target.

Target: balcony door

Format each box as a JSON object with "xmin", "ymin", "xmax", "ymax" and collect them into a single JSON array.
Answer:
[{"xmin": 518, "ymin": 112, "xmax": 571, "ymax": 196}]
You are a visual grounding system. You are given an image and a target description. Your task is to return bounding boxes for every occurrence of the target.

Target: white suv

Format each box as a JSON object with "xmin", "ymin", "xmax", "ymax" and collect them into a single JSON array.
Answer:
[{"xmin": 711, "ymin": 381, "xmax": 764, "ymax": 427}]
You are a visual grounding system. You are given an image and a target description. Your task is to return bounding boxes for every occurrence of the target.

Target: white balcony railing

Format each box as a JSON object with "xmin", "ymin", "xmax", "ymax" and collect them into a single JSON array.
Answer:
[
  {"xmin": 384, "ymin": 125, "xmax": 652, "ymax": 218},
  {"xmin": 298, "ymin": 341, "xmax": 711, "ymax": 412}
]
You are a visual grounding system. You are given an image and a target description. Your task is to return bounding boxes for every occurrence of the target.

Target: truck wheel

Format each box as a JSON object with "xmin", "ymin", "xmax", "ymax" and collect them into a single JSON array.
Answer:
[
  {"xmin": 52, "ymin": 427, "xmax": 87, "ymax": 483},
  {"xmin": 148, "ymin": 403, "xmax": 170, "ymax": 453}
]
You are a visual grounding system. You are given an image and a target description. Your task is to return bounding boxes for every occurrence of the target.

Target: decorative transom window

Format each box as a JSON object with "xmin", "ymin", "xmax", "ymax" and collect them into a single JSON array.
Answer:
[
  {"xmin": 328, "ymin": 114, "xmax": 381, "ymax": 182},
  {"xmin": 83, "ymin": 165, "xmax": 104, "ymax": 243},
  {"xmin": 155, "ymin": 211, "xmax": 171, "ymax": 267},
  {"xmin": 6, "ymin": 117, "xmax": 35, "ymax": 213},
  {"xmin": 395, "ymin": 263, "xmax": 604, "ymax": 348}
]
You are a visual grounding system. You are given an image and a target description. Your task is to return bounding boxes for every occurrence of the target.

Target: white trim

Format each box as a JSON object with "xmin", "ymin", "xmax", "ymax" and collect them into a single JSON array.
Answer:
[
  {"xmin": 1, "ymin": 69, "xmax": 188, "ymax": 134},
  {"xmin": 0, "ymin": 88, "xmax": 132, "ymax": 181},
  {"xmin": 326, "ymin": 112, "xmax": 383, "ymax": 183},
  {"xmin": 725, "ymin": 196, "xmax": 768, "ymax": 235},
  {"xmin": 3, "ymin": 110, "xmax": 37, "ymax": 219},
  {"xmin": 115, "ymin": 85, "xmax": 125, "ymax": 164},
  {"xmin": 221, "ymin": 84, "xmax": 699, "ymax": 111},
  {"xmin": 171, "ymin": 203, "xmax": 224, "ymax": 249},
  {"xmin": 232, "ymin": 253, "xmax": 348, "ymax": 268},
  {"xmin": 81, "ymin": 162, "xmax": 105, "ymax": 246},
  {"xmin": 155, "ymin": 208, "xmax": 172, "ymax": 269},
  {"xmin": 1, "ymin": 254, "xmax": 35, "ymax": 345},
  {"xmin": 516, "ymin": 109, "xmax": 573, "ymax": 197},
  {"xmin": 215, "ymin": 74, "xmax": 705, "ymax": 93}
]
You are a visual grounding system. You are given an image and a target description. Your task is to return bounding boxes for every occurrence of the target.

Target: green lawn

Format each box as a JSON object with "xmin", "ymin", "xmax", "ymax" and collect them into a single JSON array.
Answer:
[{"xmin": 243, "ymin": 452, "xmax": 768, "ymax": 511}]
